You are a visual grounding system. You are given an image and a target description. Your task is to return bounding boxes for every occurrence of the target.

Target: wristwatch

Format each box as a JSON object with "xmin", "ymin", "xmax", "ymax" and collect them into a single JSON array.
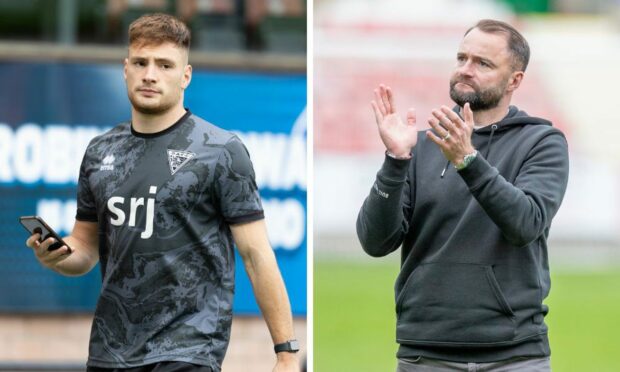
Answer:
[
  {"xmin": 455, "ymin": 150, "xmax": 478, "ymax": 170},
  {"xmin": 274, "ymin": 339, "xmax": 300, "ymax": 353}
]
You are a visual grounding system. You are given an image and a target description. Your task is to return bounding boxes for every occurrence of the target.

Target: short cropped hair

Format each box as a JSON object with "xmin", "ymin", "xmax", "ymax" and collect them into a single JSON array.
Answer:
[
  {"xmin": 128, "ymin": 13, "xmax": 190, "ymax": 50},
  {"xmin": 465, "ymin": 19, "xmax": 530, "ymax": 72}
]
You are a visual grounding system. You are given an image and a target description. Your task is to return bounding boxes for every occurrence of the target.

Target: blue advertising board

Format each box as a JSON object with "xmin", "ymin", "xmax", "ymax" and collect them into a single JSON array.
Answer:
[{"xmin": 0, "ymin": 61, "xmax": 306, "ymax": 315}]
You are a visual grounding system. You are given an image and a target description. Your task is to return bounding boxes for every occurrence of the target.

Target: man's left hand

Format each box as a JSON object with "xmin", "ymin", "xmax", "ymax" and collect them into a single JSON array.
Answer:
[
  {"xmin": 273, "ymin": 352, "xmax": 300, "ymax": 372},
  {"xmin": 426, "ymin": 102, "xmax": 476, "ymax": 166}
]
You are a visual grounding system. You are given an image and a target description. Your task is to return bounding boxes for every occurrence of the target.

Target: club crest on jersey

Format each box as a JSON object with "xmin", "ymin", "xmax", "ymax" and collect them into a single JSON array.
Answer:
[
  {"xmin": 100, "ymin": 154, "xmax": 115, "ymax": 171},
  {"xmin": 167, "ymin": 149, "xmax": 195, "ymax": 175}
]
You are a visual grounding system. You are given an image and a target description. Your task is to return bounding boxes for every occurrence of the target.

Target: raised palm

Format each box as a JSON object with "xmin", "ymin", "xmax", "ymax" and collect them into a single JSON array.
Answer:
[{"xmin": 371, "ymin": 85, "xmax": 418, "ymax": 158}]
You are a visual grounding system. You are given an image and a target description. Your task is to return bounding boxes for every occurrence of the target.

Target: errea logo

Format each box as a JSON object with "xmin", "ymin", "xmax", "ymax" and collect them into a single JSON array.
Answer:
[{"xmin": 100, "ymin": 154, "xmax": 115, "ymax": 171}]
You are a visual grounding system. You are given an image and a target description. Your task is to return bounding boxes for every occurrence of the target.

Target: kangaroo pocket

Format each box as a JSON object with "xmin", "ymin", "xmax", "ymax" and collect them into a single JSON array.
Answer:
[{"xmin": 396, "ymin": 262, "xmax": 516, "ymax": 346}]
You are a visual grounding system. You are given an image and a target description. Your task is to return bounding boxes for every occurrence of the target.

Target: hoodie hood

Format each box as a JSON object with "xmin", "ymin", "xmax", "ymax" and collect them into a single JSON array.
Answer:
[
  {"xmin": 439, "ymin": 105, "xmax": 553, "ymax": 178},
  {"xmin": 453, "ymin": 105, "xmax": 552, "ymax": 133}
]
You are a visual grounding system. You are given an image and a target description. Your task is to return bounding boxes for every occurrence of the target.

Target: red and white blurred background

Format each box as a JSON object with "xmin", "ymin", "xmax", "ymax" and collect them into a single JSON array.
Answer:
[{"xmin": 314, "ymin": 0, "xmax": 620, "ymax": 265}]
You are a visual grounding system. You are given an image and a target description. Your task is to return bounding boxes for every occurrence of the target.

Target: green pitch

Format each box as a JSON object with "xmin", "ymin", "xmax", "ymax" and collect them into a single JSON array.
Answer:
[{"xmin": 314, "ymin": 259, "xmax": 620, "ymax": 372}]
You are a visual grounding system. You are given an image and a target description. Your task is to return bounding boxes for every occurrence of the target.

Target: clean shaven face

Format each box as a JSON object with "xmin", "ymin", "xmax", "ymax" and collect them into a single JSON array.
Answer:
[{"xmin": 124, "ymin": 42, "xmax": 192, "ymax": 115}]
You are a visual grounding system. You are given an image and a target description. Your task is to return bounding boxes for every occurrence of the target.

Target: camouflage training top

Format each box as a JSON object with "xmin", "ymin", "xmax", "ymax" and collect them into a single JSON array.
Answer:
[{"xmin": 76, "ymin": 110, "xmax": 264, "ymax": 370}]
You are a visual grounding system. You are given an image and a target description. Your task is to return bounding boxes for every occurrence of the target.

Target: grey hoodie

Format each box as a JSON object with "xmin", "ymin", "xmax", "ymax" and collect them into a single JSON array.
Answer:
[{"xmin": 356, "ymin": 106, "xmax": 569, "ymax": 362}]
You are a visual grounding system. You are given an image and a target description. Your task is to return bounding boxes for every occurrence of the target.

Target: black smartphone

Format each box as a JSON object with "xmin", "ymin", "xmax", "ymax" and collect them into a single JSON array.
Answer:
[{"xmin": 19, "ymin": 216, "xmax": 71, "ymax": 252}]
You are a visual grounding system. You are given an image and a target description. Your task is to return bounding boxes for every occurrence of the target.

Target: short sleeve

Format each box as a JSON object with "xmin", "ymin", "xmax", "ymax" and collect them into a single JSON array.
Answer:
[
  {"xmin": 75, "ymin": 149, "xmax": 98, "ymax": 222},
  {"xmin": 213, "ymin": 136, "xmax": 264, "ymax": 224}
]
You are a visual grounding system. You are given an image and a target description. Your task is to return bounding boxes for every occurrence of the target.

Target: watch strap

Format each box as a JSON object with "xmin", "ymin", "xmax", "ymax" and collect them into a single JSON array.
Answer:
[
  {"xmin": 274, "ymin": 339, "xmax": 300, "ymax": 353},
  {"xmin": 455, "ymin": 150, "xmax": 478, "ymax": 170}
]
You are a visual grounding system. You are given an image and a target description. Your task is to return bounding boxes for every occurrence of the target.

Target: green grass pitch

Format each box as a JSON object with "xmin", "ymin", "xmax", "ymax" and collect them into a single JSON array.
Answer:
[{"xmin": 314, "ymin": 259, "xmax": 620, "ymax": 372}]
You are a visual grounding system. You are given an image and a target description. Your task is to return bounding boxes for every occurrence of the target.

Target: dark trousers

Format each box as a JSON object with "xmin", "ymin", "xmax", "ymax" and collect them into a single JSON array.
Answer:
[
  {"xmin": 397, "ymin": 356, "xmax": 551, "ymax": 372},
  {"xmin": 87, "ymin": 361, "xmax": 213, "ymax": 372}
]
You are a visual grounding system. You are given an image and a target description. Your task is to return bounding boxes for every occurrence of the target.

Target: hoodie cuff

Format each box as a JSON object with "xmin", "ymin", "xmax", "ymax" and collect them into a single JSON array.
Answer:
[
  {"xmin": 457, "ymin": 153, "xmax": 497, "ymax": 191},
  {"xmin": 377, "ymin": 152, "xmax": 411, "ymax": 185}
]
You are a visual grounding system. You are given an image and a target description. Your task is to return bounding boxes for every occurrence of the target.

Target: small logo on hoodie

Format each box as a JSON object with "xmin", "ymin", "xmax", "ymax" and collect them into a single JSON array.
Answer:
[{"xmin": 373, "ymin": 183, "xmax": 389, "ymax": 199}]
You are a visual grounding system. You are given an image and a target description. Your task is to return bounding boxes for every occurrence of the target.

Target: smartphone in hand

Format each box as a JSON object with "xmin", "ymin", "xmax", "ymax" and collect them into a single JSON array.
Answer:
[{"xmin": 19, "ymin": 216, "xmax": 71, "ymax": 252}]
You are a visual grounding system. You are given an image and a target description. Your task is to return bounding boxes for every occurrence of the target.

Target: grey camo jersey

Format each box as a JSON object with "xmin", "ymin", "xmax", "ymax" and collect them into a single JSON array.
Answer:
[{"xmin": 76, "ymin": 110, "xmax": 264, "ymax": 370}]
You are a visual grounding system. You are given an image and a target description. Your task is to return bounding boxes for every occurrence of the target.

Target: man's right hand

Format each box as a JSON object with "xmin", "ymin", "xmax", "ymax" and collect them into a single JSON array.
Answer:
[
  {"xmin": 26, "ymin": 234, "xmax": 72, "ymax": 270},
  {"xmin": 371, "ymin": 84, "xmax": 418, "ymax": 158}
]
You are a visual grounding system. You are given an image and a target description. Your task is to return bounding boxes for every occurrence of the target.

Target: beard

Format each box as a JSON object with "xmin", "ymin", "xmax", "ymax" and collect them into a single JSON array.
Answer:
[
  {"xmin": 127, "ymin": 87, "xmax": 178, "ymax": 115},
  {"xmin": 449, "ymin": 76, "xmax": 507, "ymax": 111}
]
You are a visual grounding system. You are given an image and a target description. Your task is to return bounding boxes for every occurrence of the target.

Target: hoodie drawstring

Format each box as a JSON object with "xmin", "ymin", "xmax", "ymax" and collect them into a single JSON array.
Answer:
[
  {"xmin": 440, "ymin": 123, "xmax": 498, "ymax": 178},
  {"xmin": 485, "ymin": 124, "xmax": 498, "ymax": 158},
  {"xmin": 440, "ymin": 160, "xmax": 450, "ymax": 178}
]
